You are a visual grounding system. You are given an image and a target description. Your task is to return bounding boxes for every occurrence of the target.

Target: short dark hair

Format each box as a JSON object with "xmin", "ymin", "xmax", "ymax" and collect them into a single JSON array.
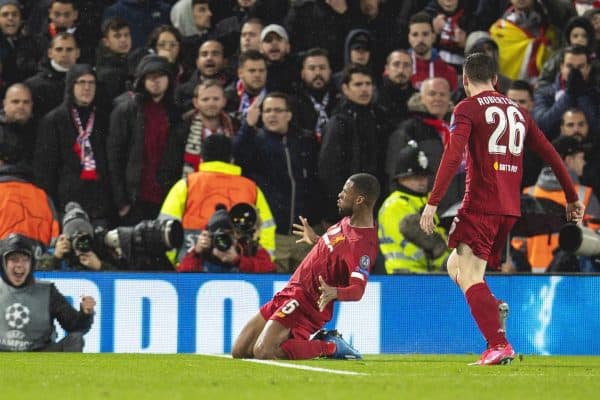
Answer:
[
  {"xmin": 238, "ymin": 50, "xmax": 266, "ymax": 68},
  {"xmin": 463, "ymin": 52, "xmax": 497, "ymax": 84},
  {"xmin": 349, "ymin": 173, "xmax": 380, "ymax": 207},
  {"xmin": 409, "ymin": 11, "xmax": 432, "ymax": 28},
  {"xmin": 341, "ymin": 63, "xmax": 372, "ymax": 85},
  {"xmin": 561, "ymin": 45, "xmax": 590, "ymax": 64},
  {"xmin": 302, "ymin": 48, "xmax": 330, "ymax": 67},
  {"xmin": 50, "ymin": 0, "xmax": 77, "ymax": 9},
  {"xmin": 192, "ymin": 0, "xmax": 210, "ymax": 5},
  {"xmin": 386, "ymin": 49, "xmax": 411, "ymax": 65},
  {"xmin": 50, "ymin": 31, "xmax": 78, "ymax": 49},
  {"xmin": 201, "ymin": 134, "xmax": 232, "ymax": 162},
  {"xmin": 243, "ymin": 17, "xmax": 263, "ymax": 28},
  {"xmin": 561, "ymin": 107, "xmax": 587, "ymax": 125},
  {"xmin": 193, "ymin": 79, "xmax": 224, "ymax": 97},
  {"xmin": 508, "ymin": 79, "xmax": 533, "ymax": 98},
  {"xmin": 102, "ymin": 16, "xmax": 130, "ymax": 37},
  {"xmin": 263, "ymin": 91, "xmax": 291, "ymax": 111}
]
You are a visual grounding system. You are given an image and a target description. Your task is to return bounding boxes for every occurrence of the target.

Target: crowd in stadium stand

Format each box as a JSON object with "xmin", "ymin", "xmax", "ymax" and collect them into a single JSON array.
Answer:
[{"xmin": 1, "ymin": 0, "xmax": 600, "ymax": 274}]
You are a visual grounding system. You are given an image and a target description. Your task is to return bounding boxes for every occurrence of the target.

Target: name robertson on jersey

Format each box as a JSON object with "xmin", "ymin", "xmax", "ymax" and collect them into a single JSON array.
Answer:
[{"xmin": 476, "ymin": 96, "xmax": 516, "ymax": 106}]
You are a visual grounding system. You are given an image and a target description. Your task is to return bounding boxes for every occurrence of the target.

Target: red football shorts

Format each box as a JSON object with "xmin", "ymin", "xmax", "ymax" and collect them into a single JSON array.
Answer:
[
  {"xmin": 447, "ymin": 209, "xmax": 517, "ymax": 268},
  {"xmin": 260, "ymin": 286, "xmax": 325, "ymax": 340}
]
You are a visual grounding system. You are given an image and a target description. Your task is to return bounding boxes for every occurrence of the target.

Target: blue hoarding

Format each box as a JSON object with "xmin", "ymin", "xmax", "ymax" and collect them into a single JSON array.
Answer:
[{"xmin": 35, "ymin": 272, "xmax": 600, "ymax": 355}]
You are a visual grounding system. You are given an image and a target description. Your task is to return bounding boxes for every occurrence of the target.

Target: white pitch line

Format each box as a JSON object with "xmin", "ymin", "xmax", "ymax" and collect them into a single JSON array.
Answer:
[{"xmin": 208, "ymin": 354, "xmax": 367, "ymax": 376}]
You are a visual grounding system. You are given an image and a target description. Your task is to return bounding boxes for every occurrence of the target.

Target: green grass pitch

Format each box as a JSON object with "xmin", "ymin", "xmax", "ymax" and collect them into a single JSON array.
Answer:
[{"xmin": 1, "ymin": 353, "xmax": 599, "ymax": 400}]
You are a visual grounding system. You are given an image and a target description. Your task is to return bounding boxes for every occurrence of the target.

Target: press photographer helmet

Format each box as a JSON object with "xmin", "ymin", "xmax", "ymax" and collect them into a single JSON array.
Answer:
[{"xmin": 62, "ymin": 202, "xmax": 95, "ymax": 252}]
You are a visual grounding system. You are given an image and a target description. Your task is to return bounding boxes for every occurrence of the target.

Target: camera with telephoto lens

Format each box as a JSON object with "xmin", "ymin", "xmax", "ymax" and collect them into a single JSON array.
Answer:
[
  {"xmin": 62, "ymin": 202, "xmax": 96, "ymax": 253},
  {"xmin": 102, "ymin": 219, "xmax": 184, "ymax": 263}
]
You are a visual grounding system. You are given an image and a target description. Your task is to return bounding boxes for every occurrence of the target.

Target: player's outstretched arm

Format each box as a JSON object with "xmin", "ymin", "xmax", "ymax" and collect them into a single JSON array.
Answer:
[
  {"xmin": 292, "ymin": 216, "xmax": 319, "ymax": 245},
  {"xmin": 566, "ymin": 201, "xmax": 585, "ymax": 223}
]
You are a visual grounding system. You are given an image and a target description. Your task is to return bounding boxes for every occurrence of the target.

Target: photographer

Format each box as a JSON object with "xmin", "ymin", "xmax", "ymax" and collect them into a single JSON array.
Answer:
[
  {"xmin": 38, "ymin": 202, "xmax": 118, "ymax": 271},
  {"xmin": 178, "ymin": 204, "xmax": 276, "ymax": 273}
]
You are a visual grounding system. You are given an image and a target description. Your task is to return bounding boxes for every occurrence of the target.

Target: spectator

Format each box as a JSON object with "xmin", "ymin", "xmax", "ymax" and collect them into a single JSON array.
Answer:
[
  {"xmin": 0, "ymin": 126, "xmax": 59, "ymax": 249},
  {"xmin": 95, "ymin": 17, "xmax": 133, "ymax": 105},
  {"xmin": 25, "ymin": 32, "xmax": 79, "ymax": 119},
  {"xmin": 35, "ymin": 0, "xmax": 95, "ymax": 64},
  {"xmin": 159, "ymin": 134, "xmax": 275, "ymax": 266},
  {"xmin": 506, "ymin": 79, "xmax": 541, "ymax": 188},
  {"xmin": 584, "ymin": 7, "xmax": 600, "ymax": 55},
  {"xmin": 33, "ymin": 64, "xmax": 113, "ymax": 225},
  {"xmin": 538, "ymin": 15, "xmax": 599, "ymax": 87},
  {"xmin": 0, "ymin": 83, "xmax": 36, "ymax": 165},
  {"xmin": 227, "ymin": 17, "xmax": 264, "ymax": 73},
  {"xmin": 506, "ymin": 79, "xmax": 534, "ymax": 112},
  {"xmin": 234, "ymin": 92, "xmax": 321, "ymax": 272},
  {"xmin": 107, "ymin": 55, "xmax": 178, "ymax": 224},
  {"xmin": 558, "ymin": 107, "xmax": 600, "ymax": 200},
  {"xmin": 178, "ymin": 204, "xmax": 276, "ymax": 273},
  {"xmin": 407, "ymin": 11, "xmax": 458, "ymax": 92},
  {"xmin": 179, "ymin": 0, "xmax": 215, "ymax": 70},
  {"xmin": 214, "ymin": 0, "xmax": 289, "ymax": 57},
  {"xmin": 224, "ymin": 49, "xmax": 267, "ymax": 120},
  {"xmin": 520, "ymin": 136, "xmax": 600, "ymax": 272},
  {"xmin": 0, "ymin": 0, "xmax": 44, "ymax": 86},
  {"xmin": 349, "ymin": 0, "xmax": 400, "ymax": 75},
  {"xmin": 259, "ymin": 24, "xmax": 295, "ymax": 93},
  {"xmin": 129, "ymin": 25, "xmax": 188, "ymax": 87},
  {"xmin": 378, "ymin": 49, "xmax": 417, "ymax": 127},
  {"xmin": 102, "ymin": 0, "xmax": 171, "ymax": 51},
  {"xmin": 378, "ymin": 141, "xmax": 449, "ymax": 273},
  {"xmin": 463, "ymin": 31, "xmax": 512, "ymax": 94},
  {"xmin": 423, "ymin": 0, "xmax": 472, "ymax": 70},
  {"xmin": 332, "ymin": 29, "xmax": 376, "ymax": 90},
  {"xmin": 0, "ymin": 233, "xmax": 95, "ymax": 351},
  {"xmin": 386, "ymin": 77, "xmax": 461, "ymax": 213},
  {"xmin": 489, "ymin": 0, "xmax": 575, "ymax": 82},
  {"xmin": 175, "ymin": 40, "xmax": 232, "ymax": 112},
  {"xmin": 292, "ymin": 48, "xmax": 337, "ymax": 141},
  {"xmin": 158, "ymin": 79, "xmax": 235, "ymax": 191},
  {"xmin": 284, "ymin": 0, "xmax": 352, "ymax": 72},
  {"xmin": 319, "ymin": 64, "xmax": 390, "ymax": 223},
  {"xmin": 533, "ymin": 45, "xmax": 600, "ymax": 140},
  {"xmin": 171, "ymin": 0, "xmax": 211, "ymax": 37}
]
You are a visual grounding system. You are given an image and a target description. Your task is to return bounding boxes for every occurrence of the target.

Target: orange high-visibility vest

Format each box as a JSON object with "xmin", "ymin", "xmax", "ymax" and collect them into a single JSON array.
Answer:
[
  {"xmin": 182, "ymin": 171, "xmax": 258, "ymax": 230},
  {"xmin": 0, "ymin": 181, "xmax": 59, "ymax": 246},
  {"xmin": 523, "ymin": 185, "xmax": 592, "ymax": 272}
]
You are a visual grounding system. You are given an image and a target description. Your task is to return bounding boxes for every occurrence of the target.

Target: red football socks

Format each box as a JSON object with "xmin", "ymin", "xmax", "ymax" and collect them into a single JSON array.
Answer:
[
  {"xmin": 280, "ymin": 339, "xmax": 336, "ymax": 360},
  {"xmin": 465, "ymin": 282, "xmax": 508, "ymax": 348}
]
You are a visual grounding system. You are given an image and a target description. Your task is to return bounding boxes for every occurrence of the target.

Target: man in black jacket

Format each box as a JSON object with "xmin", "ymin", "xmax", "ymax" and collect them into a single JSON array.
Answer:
[
  {"xmin": 0, "ymin": 0, "xmax": 44, "ymax": 87},
  {"xmin": 292, "ymin": 47, "xmax": 337, "ymax": 142},
  {"xmin": 25, "ymin": 31, "xmax": 79, "ymax": 119},
  {"xmin": 33, "ymin": 64, "xmax": 112, "ymax": 225},
  {"xmin": 378, "ymin": 49, "xmax": 416, "ymax": 128},
  {"xmin": 0, "ymin": 83, "xmax": 36, "ymax": 165},
  {"xmin": 107, "ymin": 54, "xmax": 179, "ymax": 224},
  {"xmin": 319, "ymin": 64, "xmax": 390, "ymax": 222},
  {"xmin": 0, "ymin": 233, "xmax": 95, "ymax": 352}
]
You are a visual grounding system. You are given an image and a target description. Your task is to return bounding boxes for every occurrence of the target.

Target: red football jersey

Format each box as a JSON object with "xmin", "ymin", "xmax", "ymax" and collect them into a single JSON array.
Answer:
[
  {"xmin": 284, "ymin": 217, "xmax": 378, "ymax": 321},
  {"xmin": 429, "ymin": 90, "xmax": 578, "ymax": 215}
]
